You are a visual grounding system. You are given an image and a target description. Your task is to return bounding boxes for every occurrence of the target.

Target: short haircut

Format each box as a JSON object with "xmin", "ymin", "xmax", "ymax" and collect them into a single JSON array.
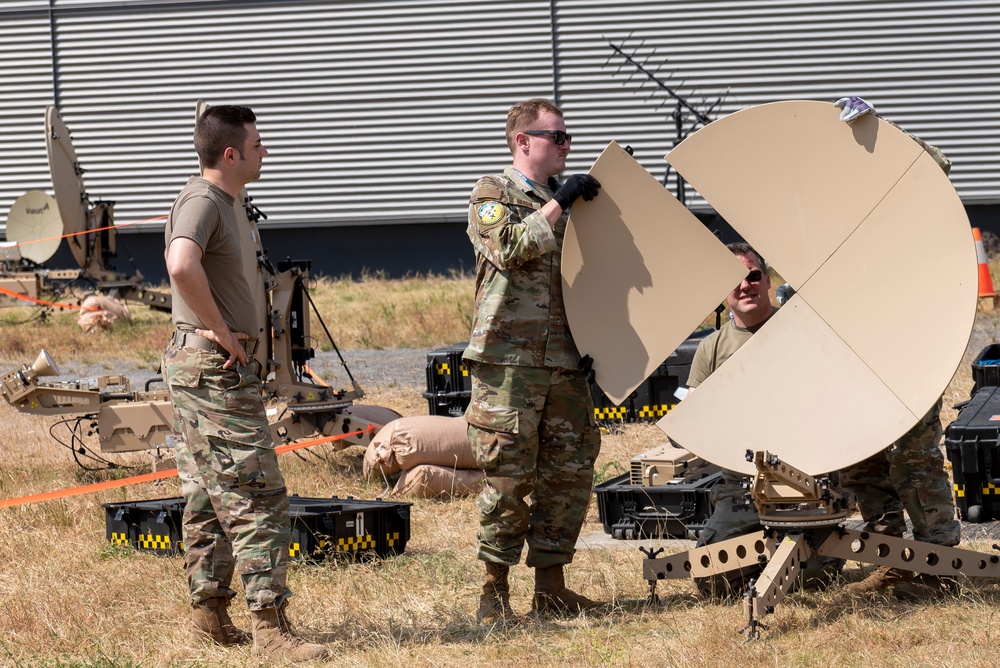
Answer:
[
  {"xmin": 194, "ymin": 105, "xmax": 257, "ymax": 169},
  {"xmin": 506, "ymin": 98, "xmax": 563, "ymax": 153},
  {"xmin": 727, "ymin": 241, "xmax": 767, "ymax": 272}
]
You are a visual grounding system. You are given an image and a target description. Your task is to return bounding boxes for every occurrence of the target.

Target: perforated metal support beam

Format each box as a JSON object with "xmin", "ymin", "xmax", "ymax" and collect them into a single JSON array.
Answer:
[
  {"xmin": 814, "ymin": 527, "xmax": 1000, "ymax": 578},
  {"xmin": 642, "ymin": 531, "xmax": 780, "ymax": 582}
]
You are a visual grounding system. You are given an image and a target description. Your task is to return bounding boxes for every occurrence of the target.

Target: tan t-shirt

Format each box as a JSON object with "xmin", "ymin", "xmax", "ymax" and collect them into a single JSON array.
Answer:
[
  {"xmin": 686, "ymin": 319, "xmax": 755, "ymax": 388},
  {"xmin": 165, "ymin": 176, "xmax": 258, "ymax": 337}
]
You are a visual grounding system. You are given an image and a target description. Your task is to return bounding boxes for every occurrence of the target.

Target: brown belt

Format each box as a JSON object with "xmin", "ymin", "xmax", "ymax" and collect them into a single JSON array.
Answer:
[{"xmin": 173, "ymin": 330, "xmax": 259, "ymax": 356}]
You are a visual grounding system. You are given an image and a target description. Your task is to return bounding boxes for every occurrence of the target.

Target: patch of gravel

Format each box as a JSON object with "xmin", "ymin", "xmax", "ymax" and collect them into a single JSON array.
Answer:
[
  {"xmin": 37, "ymin": 347, "xmax": 434, "ymax": 393},
  {"xmin": 310, "ymin": 348, "xmax": 431, "ymax": 390}
]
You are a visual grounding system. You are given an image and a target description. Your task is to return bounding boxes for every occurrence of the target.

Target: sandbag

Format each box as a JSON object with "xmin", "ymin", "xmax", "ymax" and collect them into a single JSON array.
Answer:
[
  {"xmin": 364, "ymin": 415, "xmax": 476, "ymax": 477},
  {"xmin": 77, "ymin": 294, "xmax": 131, "ymax": 333},
  {"xmin": 392, "ymin": 464, "xmax": 485, "ymax": 498}
]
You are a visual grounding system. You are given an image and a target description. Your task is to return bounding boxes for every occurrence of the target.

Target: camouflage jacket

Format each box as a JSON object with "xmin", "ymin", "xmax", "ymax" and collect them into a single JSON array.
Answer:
[{"xmin": 462, "ymin": 166, "xmax": 580, "ymax": 369}]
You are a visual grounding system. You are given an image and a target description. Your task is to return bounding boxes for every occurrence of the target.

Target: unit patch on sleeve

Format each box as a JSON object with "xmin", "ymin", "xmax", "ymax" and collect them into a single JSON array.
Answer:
[{"xmin": 476, "ymin": 201, "xmax": 507, "ymax": 227}]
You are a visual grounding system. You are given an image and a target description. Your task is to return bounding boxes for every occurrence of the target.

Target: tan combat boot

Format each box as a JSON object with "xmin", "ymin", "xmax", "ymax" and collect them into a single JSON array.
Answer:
[
  {"xmin": 477, "ymin": 561, "xmax": 516, "ymax": 625},
  {"xmin": 191, "ymin": 597, "xmax": 250, "ymax": 646},
  {"xmin": 251, "ymin": 605, "xmax": 329, "ymax": 663},
  {"xmin": 842, "ymin": 566, "xmax": 914, "ymax": 593},
  {"xmin": 531, "ymin": 564, "xmax": 604, "ymax": 616}
]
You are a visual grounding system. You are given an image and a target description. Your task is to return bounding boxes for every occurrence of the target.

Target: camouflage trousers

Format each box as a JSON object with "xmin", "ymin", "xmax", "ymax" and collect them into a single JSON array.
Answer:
[
  {"xmin": 162, "ymin": 343, "xmax": 292, "ymax": 611},
  {"xmin": 695, "ymin": 470, "xmax": 760, "ymax": 548},
  {"xmin": 465, "ymin": 362, "xmax": 601, "ymax": 569},
  {"xmin": 693, "ymin": 471, "xmax": 765, "ymax": 598},
  {"xmin": 840, "ymin": 399, "xmax": 960, "ymax": 546}
]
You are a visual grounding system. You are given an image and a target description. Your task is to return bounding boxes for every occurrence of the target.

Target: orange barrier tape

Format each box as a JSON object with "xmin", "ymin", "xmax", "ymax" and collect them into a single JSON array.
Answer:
[
  {"xmin": 0, "ymin": 284, "xmax": 94, "ymax": 310},
  {"xmin": 7, "ymin": 214, "xmax": 168, "ymax": 250},
  {"xmin": 302, "ymin": 364, "xmax": 328, "ymax": 386},
  {"xmin": 0, "ymin": 427, "xmax": 376, "ymax": 509},
  {"xmin": 0, "ymin": 214, "xmax": 171, "ymax": 309}
]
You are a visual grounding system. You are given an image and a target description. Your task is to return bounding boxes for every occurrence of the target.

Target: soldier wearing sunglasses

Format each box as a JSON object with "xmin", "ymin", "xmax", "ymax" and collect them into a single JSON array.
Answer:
[
  {"xmin": 462, "ymin": 98, "xmax": 604, "ymax": 625},
  {"xmin": 684, "ymin": 242, "xmax": 810, "ymax": 599}
]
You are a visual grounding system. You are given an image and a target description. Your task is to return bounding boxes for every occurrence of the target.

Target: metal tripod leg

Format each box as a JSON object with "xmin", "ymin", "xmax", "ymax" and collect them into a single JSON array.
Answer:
[{"xmin": 738, "ymin": 532, "xmax": 813, "ymax": 640}]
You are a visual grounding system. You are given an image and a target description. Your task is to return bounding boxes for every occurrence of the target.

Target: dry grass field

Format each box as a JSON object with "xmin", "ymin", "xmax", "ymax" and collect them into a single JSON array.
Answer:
[{"xmin": 2, "ymin": 270, "xmax": 1000, "ymax": 667}]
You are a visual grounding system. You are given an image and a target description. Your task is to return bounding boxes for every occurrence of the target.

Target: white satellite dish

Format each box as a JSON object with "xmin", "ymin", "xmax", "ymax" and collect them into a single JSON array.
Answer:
[{"xmin": 6, "ymin": 190, "xmax": 63, "ymax": 263}]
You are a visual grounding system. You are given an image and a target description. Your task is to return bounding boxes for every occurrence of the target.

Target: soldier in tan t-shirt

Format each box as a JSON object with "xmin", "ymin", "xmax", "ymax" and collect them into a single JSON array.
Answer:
[{"xmin": 161, "ymin": 105, "xmax": 327, "ymax": 663}]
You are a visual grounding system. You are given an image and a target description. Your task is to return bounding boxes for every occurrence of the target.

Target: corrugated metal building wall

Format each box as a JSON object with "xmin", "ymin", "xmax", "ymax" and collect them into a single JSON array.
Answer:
[
  {"xmin": 0, "ymin": 0, "xmax": 997, "ymax": 262},
  {"xmin": 555, "ymin": 0, "xmax": 1000, "ymax": 207}
]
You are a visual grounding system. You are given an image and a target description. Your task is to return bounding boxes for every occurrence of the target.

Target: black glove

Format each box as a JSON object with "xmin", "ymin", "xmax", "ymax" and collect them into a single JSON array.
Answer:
[{"xmin": 553, "ymin": 174, "xmax": 601, "ymax": 210}]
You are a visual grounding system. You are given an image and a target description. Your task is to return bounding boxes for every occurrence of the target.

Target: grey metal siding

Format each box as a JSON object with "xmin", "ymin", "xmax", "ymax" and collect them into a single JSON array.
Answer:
[
  {"xmin": 0, "ymin": 4, "xmax": 55, "ymax": 225},
  {"xmin": 2, "ymin": 0, "xmax": 556, "ymax": 232},
  {"xmin": 0, "ymin": 0, "xmax": 997, "ymax": 239},
  {"xmin": 555, "ymin": 0, "xmax": 1000, "ymax": 208}
]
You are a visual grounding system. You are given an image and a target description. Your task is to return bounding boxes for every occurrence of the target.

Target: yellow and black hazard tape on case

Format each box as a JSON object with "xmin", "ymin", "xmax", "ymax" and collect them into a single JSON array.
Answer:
[
  {"xmin": 104, "ymin": 497, "xmax": 185, "ymax": 555},
  {"xmin": 287, "ymin": 495, "xmax": 411, "ymax": 561},
  {"xmin": 434, "ymin": 361, "xmax": 468, "ymax": 378},
  {"xmin": 109, "ymin": 531, "xmax": 130, "ymax": 547},
  {"xmin": 138, "ymin": 533, "xmax": 175, "ymax": 552},
  {"xmin": 636, "ymin": 404, "xmax": 673, "ymax": 419},
  {"xmin": 594, "ymin": 406, "xmax": 627, "ymax": 421},
  {"xmin": 335, "ymin": 535, "xmax": 376, "ymax": 552}
]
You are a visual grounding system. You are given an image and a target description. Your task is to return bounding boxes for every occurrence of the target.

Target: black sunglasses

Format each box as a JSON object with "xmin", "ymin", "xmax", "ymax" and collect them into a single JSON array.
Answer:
[
  {"xmin": 524, "ymin": 130, "xmax": 573, "ymax": 145},
  {"xmin": 744, "ymin": 269, "xmax": 763, "ymax": 283}
]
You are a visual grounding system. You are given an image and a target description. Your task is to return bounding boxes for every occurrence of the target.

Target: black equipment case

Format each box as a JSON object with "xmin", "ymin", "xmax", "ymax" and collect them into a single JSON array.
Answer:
[
  {"xmin": 104, "ymin": 495, "xmax": 412, "ymax": 560},
  {"xmin": 944, "ymin": 385, "xmax": 1000, "ymax": 522},
  {"xmin": 593, "ymin": 470, "xmax": 721, "ymax": 540}
]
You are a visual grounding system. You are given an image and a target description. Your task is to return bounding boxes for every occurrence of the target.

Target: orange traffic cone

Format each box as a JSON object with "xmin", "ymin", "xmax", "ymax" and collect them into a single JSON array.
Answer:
[{"xmin": 973, "ymin": 227, "xmax": 1000, "ymax": 309}]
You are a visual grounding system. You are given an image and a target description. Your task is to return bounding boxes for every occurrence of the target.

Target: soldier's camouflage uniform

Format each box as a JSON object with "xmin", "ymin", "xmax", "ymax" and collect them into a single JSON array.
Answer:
[
  {"xmin": 840, "ymin": 399, "xmax": 960, "ymax": 546},
  {"xmin": 463, "ymin": 166, "xmax": 601, "ymax": 569},
  {"xmin": 163, "ymin": 177, "xmax": 291, "ymax": 612}
]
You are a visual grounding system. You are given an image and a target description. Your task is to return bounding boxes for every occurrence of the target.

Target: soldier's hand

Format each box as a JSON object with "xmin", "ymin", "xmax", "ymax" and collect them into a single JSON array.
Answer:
[
  {"xmin": 833, "ymin": 96, "xmax": 876, "ymax": 124},
  {"xmin": 198, "ymin": 327, "xmax": 249, "ymax": 369},
  {"xmin": 553, "ymin": 174, "xmax": 601, "ymax": 210}
]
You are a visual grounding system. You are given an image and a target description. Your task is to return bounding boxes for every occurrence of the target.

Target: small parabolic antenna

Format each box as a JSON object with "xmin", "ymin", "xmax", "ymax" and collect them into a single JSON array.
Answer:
[{"xmin": 6, "ymin": 190, "xmax": 63, "ymax": 263}]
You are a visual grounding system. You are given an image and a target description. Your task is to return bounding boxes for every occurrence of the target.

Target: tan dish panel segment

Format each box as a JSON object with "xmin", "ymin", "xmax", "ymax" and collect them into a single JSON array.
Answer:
[
  {"xmin": 562, "ymin": 141, "xmax": 746, "ymax": 405},
  {"xmin": 44, "ymin": 106, "xmax": 87, "ymax": 268},
  {"xmin": 662, "ymin": 101, "xmax": 926, "ymax": 289},
  {"xmin": 659, "ymin": 100, "xmax": 976, "ymax": 476}
]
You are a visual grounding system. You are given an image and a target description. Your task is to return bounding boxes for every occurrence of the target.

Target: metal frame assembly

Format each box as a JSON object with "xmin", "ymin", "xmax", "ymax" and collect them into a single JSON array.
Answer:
[{"xmin": 641, "ymin": 450, "xmax": 1000, "ymax": 640}]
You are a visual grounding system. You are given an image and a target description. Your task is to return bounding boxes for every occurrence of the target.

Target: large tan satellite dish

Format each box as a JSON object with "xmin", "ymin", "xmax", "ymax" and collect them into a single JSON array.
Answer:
[
  {"xmin": 563, "ymin": 100, "xmax": 976, "ymax": 477},
  {"xmin": 6, "ymin": 190, "xmax": 62, "ymax": 263},
  {"xmin": 661, "ymin": 101, "xmax": 976, "ymax": 475},
  {"xmin": 45, "ymin": 105, "xmax": 89, "ymax": 270}
]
